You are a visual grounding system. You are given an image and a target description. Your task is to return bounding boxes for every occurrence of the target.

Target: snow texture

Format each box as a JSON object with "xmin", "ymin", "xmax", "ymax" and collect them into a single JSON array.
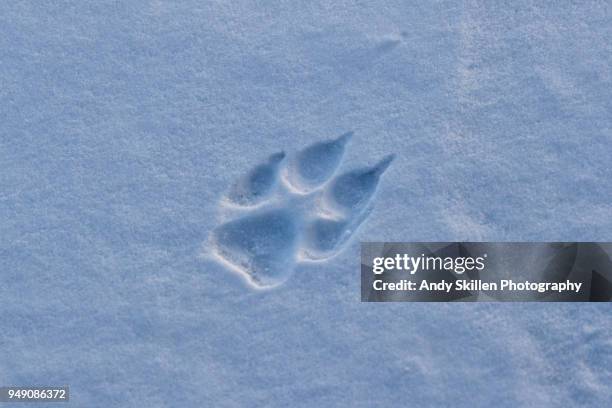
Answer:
[{"xmin": 1, "ymin": 1, "xmax": 612, "ymax": 407}]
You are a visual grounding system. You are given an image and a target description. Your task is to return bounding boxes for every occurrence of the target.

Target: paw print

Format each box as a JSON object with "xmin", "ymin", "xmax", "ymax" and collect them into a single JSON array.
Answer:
[{"xmin": 209, "ymin": 132, "xmax": 394, "ymax": 289}]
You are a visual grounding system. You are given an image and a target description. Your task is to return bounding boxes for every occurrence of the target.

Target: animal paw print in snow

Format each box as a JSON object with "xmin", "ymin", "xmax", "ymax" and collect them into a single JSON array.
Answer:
[{"xmin": 209, "ymin": 132, "xmax": 394, "ymax": 288}]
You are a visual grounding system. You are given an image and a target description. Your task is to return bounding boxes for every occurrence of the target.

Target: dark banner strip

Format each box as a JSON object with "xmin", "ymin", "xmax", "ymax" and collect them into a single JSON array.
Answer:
[{"xmin": 361, "ymin": 243, "xmax": 612, "ymax": 302}]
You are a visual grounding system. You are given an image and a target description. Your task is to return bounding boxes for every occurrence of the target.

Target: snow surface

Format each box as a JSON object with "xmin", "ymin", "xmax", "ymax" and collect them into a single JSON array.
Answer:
[{"xmin": 1, "ymin": 1, "xmax": 612, "ymax": 407}]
